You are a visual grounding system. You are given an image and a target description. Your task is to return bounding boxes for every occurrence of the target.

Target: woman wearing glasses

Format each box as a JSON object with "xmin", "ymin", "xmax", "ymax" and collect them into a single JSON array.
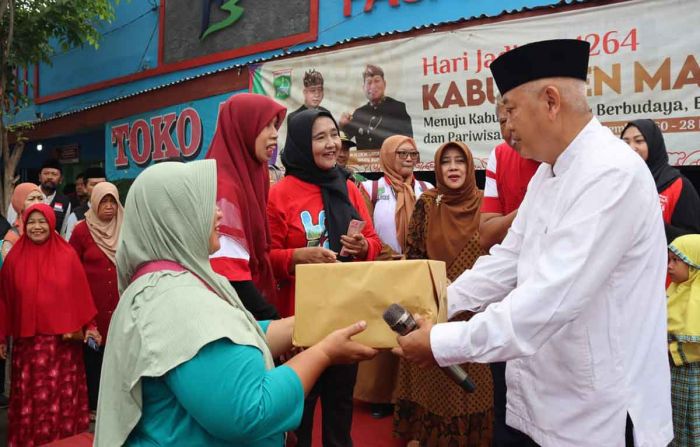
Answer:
[{"xmin": 361, "ymin": 135, "xmax": 433, "ymax": 257}]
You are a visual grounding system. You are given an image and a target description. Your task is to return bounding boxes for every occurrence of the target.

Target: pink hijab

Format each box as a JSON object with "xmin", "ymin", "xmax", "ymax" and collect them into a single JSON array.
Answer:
[{"xmin": 10, "ymin": 183, "xmax": 43, "ymax": 235}]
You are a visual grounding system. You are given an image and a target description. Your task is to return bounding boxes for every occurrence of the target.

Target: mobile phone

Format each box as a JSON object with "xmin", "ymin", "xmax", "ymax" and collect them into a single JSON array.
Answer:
[
  {"xmin": 339, "ymin": 219, "xmax": 366, "ymax": 257},
  {"xmin": 87, "ymin": 337, "xmax": 100, "ymax": 352}
]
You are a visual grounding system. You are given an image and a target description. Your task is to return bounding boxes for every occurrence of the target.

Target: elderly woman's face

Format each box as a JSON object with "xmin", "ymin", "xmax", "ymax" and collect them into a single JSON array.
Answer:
[
  {"xmin": 26, "ymin": 211, "xmax": 51, "ymax": 244},
  {"xmin": 393, "ymin": 142, "xmax": 419, "ymax": 180},
  {"xmin": 311, "ymin": 117, "xmax": 340, "ymax": 171},
  {"xmin": 23, "ymin": 190, "xmax": 44, "ymax": 211},
  {"xmin": 97, "ymin": 194, "xmax": 118, "ymax": 222}
]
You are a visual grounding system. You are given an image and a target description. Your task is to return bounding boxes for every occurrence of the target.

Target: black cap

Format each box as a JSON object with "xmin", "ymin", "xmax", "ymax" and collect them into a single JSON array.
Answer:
[
  {"xmin": 339, "ymin": 131, "xmax": 356, "ymax": 149},
  {"xmin": 84, "ymin": 167, "xmax": 106, "ymax": 181},
  {"xmin": 40, "ymin": 158, "xmax": 62, "ymax": 173},
  {"xmin": 490, "ymin": 39, "xmax": 590, "ymax": 95}
]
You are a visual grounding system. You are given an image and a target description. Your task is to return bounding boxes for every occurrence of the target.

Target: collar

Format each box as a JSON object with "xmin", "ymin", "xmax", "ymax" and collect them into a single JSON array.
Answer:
[
  {"xmin": 43, "ymin": 191, "xmax": 56, "ymax": 204},
  {"xmin": 369, "ymin": 97, "xmax": 386, "ymax": 108},
  {"xmin": 552, "ymin": 117, "xmax": 600, "ymax": 177}
]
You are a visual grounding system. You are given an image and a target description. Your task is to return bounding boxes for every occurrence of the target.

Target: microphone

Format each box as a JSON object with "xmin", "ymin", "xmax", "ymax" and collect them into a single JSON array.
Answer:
[{"xmin": 383, "ymin": 303, "xmax": 476, "ymax": 393}]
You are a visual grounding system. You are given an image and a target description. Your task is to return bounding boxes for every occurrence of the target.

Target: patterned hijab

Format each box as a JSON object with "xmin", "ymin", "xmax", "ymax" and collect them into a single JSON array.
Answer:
[
  {"xmin": 84, "ymin": 182, "xmax": 123, "ymax": 265},
  {"xmin": 10, "ymin": 183, "xmax": 43, "ymax": 234},
  {"xmin": 421, "ymin": 142, "xmax": 482, "ymax": 268},
  {"xmin": 379, "ymin": 135, "xmax": 418, "ymax": 252},
  {"xmin": 95, "ymin": 160, "xmax": 272, "ymax": 446}
]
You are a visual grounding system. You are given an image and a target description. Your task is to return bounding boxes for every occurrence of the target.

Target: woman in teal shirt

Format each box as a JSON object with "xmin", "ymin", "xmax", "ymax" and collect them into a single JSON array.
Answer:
[{"xmin": 95, "ymin": 160, "xmax": 377, "ymax": 446}]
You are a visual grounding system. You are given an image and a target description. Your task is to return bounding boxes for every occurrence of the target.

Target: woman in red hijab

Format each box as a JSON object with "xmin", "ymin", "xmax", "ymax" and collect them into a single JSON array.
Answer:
[
  {"xmin": 206, "ymin": 93, "xmax": 286, "ymax": 319},
  {"xmin": 0, "ymin": 203, "xmax": 99, "ymax": 446}
]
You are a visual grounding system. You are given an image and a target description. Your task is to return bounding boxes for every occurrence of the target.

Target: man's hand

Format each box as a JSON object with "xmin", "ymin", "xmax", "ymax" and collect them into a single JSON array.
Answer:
[
  {"xmin": 391, "ymin": 315, "xmax": 438, "ymax": 368},
  {"xmin": 339, "ymin": 112, "xmax": 352, "ymax": 128}
]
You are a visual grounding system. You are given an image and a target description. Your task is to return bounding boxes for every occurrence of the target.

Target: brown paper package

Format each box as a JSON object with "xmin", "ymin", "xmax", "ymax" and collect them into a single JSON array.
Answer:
[{"xmin": 293, "ymin": 259, "xmax": 448, "ymax": 348}]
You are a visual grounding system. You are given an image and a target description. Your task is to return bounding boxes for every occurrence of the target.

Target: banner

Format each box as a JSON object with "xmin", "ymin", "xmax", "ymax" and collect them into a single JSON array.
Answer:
[
  {"xmin": 105, "ymin": 91, "xmax": 236, "ymax": 180},
  {"xmin": 251, "ymin": 0, "xmax": 700, "ymax": 170}
]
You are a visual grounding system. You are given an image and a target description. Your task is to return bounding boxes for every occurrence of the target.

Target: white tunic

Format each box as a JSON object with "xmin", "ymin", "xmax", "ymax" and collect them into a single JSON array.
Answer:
[
  {"xmin": 361, "ymin": 176, "xmax": 432, "ymax": 253},
  {"xmin": 431, "ymin": 118, "xmax": 672, "ymax": 447}
]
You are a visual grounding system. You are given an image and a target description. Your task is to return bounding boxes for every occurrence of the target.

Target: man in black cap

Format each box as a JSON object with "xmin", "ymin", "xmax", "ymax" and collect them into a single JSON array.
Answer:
[
  {"xmin": 64, "ymin": 166, "xmax": 106, "ymax": 240},
  {"xmin": 37, "ymin": 160, "xmax": 73, "ymax": 229},
  {"xmin": 339, "ymin": 64, "xmax": 413, "ymax": 150},
  {"xmin": 5, "ymin": 159, "xmax": 73, "ymax": 235},
  {"xmin": 287, "ymin": 69, "xmax": 329, "ymax": 126},
  {"xmin": 393, "ymin": 39, "xmax": 672, "ymax": 447}
]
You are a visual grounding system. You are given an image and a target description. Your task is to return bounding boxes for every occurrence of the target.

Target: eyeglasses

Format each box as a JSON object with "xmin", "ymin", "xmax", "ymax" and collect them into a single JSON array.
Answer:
[{"xmin": 396, "ymin": 151, "xmax": 420, "ymax": 160}]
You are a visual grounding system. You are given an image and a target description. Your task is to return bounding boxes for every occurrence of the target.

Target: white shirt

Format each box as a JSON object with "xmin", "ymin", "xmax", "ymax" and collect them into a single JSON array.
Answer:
[
  {"xmin": 431, "ymin": 118, "xmax": 672, "ymax": 447},
  {"xmin": 64, "ymin": 201, "xmax": 88, "ymax": 241},
  {"xmin": 361, "ymin": 176, "xmax": 432, "ymax": 253}
]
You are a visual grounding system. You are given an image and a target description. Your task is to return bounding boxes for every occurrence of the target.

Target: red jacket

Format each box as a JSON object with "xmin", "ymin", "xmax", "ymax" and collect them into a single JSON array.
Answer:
[{"xmin": 69, "ymin": 221, "xmax": 119, "ymax": 342}]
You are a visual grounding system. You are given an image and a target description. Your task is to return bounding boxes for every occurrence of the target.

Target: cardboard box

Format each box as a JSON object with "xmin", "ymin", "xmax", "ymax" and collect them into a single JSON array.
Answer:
[{"xmin": 293, "ymin": 260, "xmax": 447, "ymax": 348}]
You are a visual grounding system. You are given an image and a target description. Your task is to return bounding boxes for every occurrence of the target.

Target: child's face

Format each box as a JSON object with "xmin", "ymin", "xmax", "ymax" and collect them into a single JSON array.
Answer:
[{"xmin": 668, "ymin": 251, "xmax": 690, "ymax": 284}]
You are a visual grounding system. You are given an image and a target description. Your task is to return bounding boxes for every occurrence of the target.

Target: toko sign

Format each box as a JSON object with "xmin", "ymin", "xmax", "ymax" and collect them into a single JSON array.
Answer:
[{"xmin": 105, "ymin": 92, "xmax": 234, "ymax": 180}]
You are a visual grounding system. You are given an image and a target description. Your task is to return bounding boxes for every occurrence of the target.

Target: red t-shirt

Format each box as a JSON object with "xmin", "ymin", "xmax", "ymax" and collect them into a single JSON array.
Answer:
[
  {"xmin": 481, "ymin": 142, "xmax": 541, "ymax": 215},
  {"xmin": 267, "ymin": 175, "xmax": 382, "ymax": 317}
]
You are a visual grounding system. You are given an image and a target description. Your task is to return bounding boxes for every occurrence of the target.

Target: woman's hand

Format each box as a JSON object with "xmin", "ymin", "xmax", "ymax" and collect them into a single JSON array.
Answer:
[
  {"xmin": 340, "ymin": 234, "xmax": 368, "ymax": 259},
  {"xmin": 84, "ymin": 328, "xmax": 103, "ymax": 346},
  {"xmin": 62, "ymin": 330, "xmax": 84, "ymax": 342},
  {"xmin": 292, "ymin": 247, "xmax": 337, "ymax": 268},
  {"xmin": 316, "ymin": 321, "xmax": 378, "ymax": 364},
  {"xmin": 0, "ymin": 343, "xmax": 6, "ymax": 360},
  {"xmin": 284, "ymin": 321, "xmax": 377, "ymax": 394}
]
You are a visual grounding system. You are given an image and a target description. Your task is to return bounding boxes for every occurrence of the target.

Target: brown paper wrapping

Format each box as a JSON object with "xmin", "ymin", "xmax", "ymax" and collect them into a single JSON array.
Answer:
[{"xmin": 293, "ymin": 259, "xmax": 448, "ymax": 348}]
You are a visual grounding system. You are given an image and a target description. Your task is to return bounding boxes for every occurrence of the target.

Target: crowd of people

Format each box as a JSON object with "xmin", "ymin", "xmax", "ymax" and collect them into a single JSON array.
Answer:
[{"xmin": 0, "ymin": 38, "xmax": 697, "ymax": 447}]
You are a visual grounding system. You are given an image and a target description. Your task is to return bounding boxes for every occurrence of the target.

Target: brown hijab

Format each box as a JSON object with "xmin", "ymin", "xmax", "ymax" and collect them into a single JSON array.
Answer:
[
  {"xmin": 422, "ymin": 142, "xmax": 481, "ymax": 267},
  {"xmin": 85, "ymin": 182, "xmax": 124, "ymax": 265},
  {"xmin": 379, "ymin": 135, "xmax": 418, "ymax": 252}
]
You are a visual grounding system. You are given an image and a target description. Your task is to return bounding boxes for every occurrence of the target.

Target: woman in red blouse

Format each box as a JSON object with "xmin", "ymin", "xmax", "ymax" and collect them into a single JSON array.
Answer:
[
  {"xmin": 267, "ymin": 109, "xmax": 381, "ymax": 447},
  {"xmin": 69, "ymin": 182, "xmax": 123, "ymax": 417}
]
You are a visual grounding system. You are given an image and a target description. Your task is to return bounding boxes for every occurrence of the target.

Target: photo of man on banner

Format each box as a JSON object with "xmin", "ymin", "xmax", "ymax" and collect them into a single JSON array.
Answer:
[{"xmin": 339, "ymin": 64, "xmax": 413, "ymax": 151}]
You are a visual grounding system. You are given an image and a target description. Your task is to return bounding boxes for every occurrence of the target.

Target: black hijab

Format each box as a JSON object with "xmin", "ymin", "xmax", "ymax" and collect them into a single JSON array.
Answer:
[
  {"xmin": 622, "ymin": 119, "xmax": 681, "ymax": 192},
  {"xmin": 282, "ymin": 109, "xmax": 359, "ymax": 256}
]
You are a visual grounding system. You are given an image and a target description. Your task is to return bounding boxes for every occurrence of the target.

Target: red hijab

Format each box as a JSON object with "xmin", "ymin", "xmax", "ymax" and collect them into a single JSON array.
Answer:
[
  {"xmin": 0, "ymin": 203, "xmax": 96, "ymax": 338},
  {"xmin": 205, "ymin": 93, "xmax": 286, "ymax": 302}
]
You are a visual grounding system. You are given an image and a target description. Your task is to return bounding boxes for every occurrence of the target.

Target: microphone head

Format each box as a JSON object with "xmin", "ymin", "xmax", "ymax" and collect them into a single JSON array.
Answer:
[{"xmin": 383, "ymin": 303, "xmax": 417, "ymax": 336}]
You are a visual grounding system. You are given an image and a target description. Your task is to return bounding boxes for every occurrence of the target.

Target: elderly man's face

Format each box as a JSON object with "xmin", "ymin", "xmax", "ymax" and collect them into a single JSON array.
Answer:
[
  {"xmin": 502, "ymin": 85, "xmax": 546, "ymax": 161},
  {"xmin": 303, "ymin": 85, "xmax": 324, "ymax": 108}
]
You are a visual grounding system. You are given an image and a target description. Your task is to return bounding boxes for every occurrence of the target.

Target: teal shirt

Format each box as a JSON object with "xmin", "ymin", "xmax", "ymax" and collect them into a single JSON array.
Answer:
[{"xmin": 127, "ymin": 321, "xmax": 304, "ymax": 446}]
